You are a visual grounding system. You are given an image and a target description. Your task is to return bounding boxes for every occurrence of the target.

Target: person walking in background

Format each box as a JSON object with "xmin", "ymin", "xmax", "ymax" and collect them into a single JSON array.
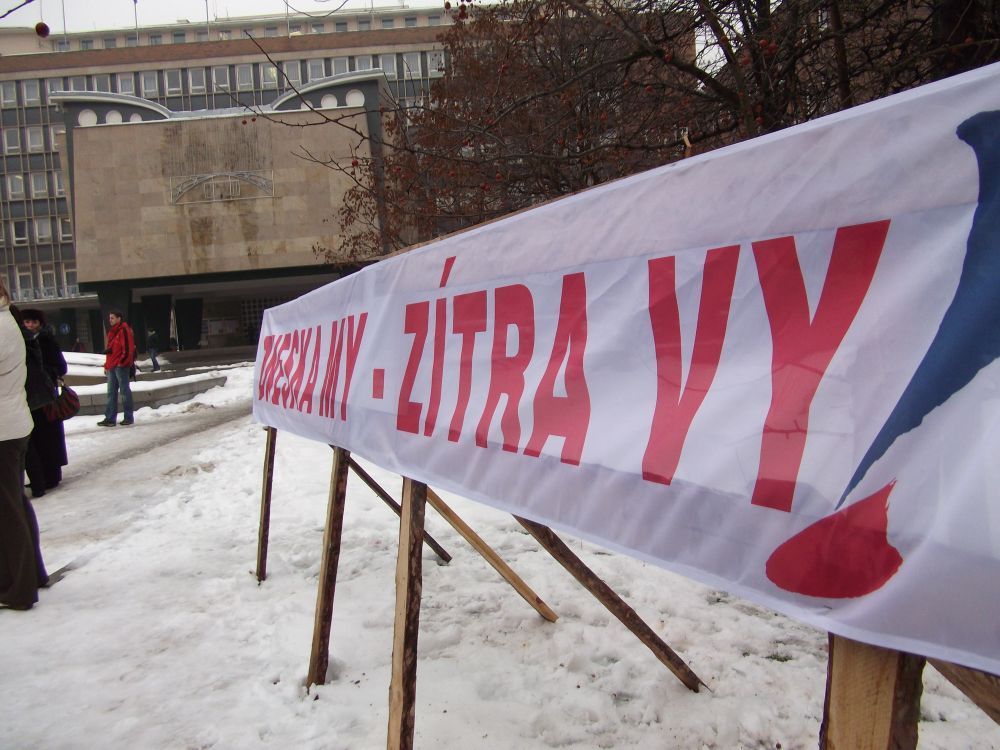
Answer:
[
  {"xmin": 0, "ymin": 278, "xmax": 48, "ymax": 610},
  {"xmin": 20, "ymin": 309, "xmax": 68, "ymax": 497},
  {"xmin": 146, "ymin": 327, "xmax": 160, "ymax": 372},
  {"xmin": 97, "ymin": 309, "xmax": 136, "ymax": 427}
]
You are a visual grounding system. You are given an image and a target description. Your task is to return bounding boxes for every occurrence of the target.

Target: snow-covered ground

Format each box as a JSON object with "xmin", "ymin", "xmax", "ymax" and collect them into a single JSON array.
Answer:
[{"xmin": 2, "ymin": 363, "xmax": 997, "ymax": 749}]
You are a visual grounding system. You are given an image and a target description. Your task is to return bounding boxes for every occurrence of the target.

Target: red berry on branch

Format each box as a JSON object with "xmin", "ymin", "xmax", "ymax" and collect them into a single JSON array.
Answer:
[{"xmin": 351, "ymin": 158, "xmax": 359, "ymax": 167}]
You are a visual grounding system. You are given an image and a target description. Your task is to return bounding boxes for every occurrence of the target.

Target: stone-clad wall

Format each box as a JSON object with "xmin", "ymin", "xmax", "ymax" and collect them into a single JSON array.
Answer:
[{"xmin": 72, "ymin": 107, "xmax": 367, "ymax": 282}]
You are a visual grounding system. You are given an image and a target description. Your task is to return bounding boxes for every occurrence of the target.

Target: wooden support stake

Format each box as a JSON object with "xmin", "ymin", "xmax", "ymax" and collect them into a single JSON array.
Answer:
[
  {"xmin": 929, "ymin": 659, "xmax": 1000, "ymax": 726},
  {"xmin": 306, "ymin": 446, "xmax": 351, "ymax": 689},
  {"xmin": 515, "ymin": 516, "xmax": 704, "ymax": 693},
  {"xmin": 255, "ymin": 426, "xmax": 277, "ymax": 583},
  {"xmin": 346, "ymin": 456, "xmax": 452, "ymax": 564},
  {"xmin": 425, "ymin": 488, "xmax": 557, "ymax": 623},
  {"xmin": 819, "ymin": 634, "xmax": 925, "ymax": 750},
  {"xmin": 387, "ymin": 478, "xmax": 427, "ymax": 750}
]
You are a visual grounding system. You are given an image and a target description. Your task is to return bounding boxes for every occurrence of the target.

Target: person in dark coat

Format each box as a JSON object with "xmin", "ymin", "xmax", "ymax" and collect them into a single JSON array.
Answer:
[
  {"xmin": 20, "ymin": 309, "xmax": 68, "ymax": 497},
  {"xmin": 146, "ymin": 327, "xmax": 160, "ymax": 372},
  {"xmin": 1, "ymin": 280, "xmax": 48, "ymax": 610}
]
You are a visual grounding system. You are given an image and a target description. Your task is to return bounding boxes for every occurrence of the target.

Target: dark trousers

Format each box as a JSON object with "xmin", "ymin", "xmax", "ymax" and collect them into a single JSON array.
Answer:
[{"xmin": 0, "ymin": 436, "xmax": 47, "ymax": 608}]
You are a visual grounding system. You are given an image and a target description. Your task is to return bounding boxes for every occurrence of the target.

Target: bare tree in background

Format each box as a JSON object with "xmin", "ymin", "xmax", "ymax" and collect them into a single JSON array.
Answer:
[{"xmin": 319, "ymin": 0, "xmax": 999, "ymax": 260}]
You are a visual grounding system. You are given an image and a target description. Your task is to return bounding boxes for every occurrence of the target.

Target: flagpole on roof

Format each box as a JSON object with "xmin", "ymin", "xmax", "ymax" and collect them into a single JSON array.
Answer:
[
  {"xmin": 134, "ymin": 0, "xmax": 138, "ymax": 37},
  {"xmin": 60, "ymin": 0, "xmax": 66, "ymax": 48}
]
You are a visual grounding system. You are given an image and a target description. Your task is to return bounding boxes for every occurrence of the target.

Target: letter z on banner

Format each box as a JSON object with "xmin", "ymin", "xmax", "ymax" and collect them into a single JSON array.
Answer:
[{"xmin": 255, "ymin": 63, "xmax": 1000, "ymax": 675}]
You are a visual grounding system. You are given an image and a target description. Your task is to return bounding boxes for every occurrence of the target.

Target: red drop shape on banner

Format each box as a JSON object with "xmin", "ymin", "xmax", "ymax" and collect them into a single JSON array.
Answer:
[{"xmin": 765, "ymin": 482, "xmax": 903, "ymax": 598}]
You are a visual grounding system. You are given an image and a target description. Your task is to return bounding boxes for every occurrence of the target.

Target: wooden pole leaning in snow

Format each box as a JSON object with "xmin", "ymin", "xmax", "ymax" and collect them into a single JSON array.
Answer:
[
  {"xmin": 387, "ymin": 477, "xmax": 426, "ymax": 750},
  {"xmin": 515, "ymin": 516, "xmax": 703, "ymax": 693},
  {"xmin": 306, "ymin": 446, "xmax": 351, "ymax": 688},
  {"xmin": 255, "ymin": 426, "xmax": 277, "ymax": 583}
]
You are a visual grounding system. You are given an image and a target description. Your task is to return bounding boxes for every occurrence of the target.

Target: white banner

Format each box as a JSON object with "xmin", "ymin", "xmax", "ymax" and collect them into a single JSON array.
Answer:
[{"xmin": 254, "ymin": 63, "xmax": 1000, "ymax": 675}]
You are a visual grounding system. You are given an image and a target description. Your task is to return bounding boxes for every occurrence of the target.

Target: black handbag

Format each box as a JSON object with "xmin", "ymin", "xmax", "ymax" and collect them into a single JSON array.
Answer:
[{"xmin": 43, "ymin": 380, "xmax": 81, "ymax": 422}]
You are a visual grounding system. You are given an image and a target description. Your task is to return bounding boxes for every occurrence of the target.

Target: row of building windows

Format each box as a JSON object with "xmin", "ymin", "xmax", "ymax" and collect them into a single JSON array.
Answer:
[
  {"xmin": 5, "ymin": 170, "xmax": 65, "ymax": 199},
  {"xmin": 4, "ymin": 262, "xmax": 77, "ymax": 301},
  {"xmin": 53, "ymin": 15, "xmax": 444, "ymax": 51},
  {"xmin": 0, "ymin": 51, "xmax": 442, "ymax": 108},
  {"xmin": 2, "ymin": 124, "xmax": 65, "ymax": 154},
  {"xmin": 2, "ymin": 217, "xmax": 73, "ymax": 245}
]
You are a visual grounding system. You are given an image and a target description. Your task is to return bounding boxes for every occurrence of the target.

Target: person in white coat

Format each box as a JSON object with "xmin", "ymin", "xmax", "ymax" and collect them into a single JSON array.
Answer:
[{"xmin": 0, "ymin": 277, "xmax": 47, "ymax": 609}]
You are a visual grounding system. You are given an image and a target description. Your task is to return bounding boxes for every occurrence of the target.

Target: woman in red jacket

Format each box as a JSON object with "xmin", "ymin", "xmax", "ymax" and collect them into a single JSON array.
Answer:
[{"xmin": 97, "ymin": 309, "xmax": 136, "ymax": 427}]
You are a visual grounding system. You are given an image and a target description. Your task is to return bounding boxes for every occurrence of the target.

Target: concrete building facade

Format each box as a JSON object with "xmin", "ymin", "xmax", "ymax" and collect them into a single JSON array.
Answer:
[{"xmin": 0, "ymin": 6, "xmax": 449, "ymax": 351}]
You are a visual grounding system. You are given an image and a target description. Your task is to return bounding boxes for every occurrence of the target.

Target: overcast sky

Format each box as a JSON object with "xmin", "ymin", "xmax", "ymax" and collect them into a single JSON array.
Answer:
[{"xmin": 0, "ymin": 0, "xmax": 441, "ymax": 33}]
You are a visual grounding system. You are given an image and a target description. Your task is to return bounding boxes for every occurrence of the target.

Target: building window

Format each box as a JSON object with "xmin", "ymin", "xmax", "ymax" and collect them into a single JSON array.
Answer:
[
  {"xmin": 381, "ymin": 18, "xmax": 395, "ymax": 29},
  {"xmin": 22, "ymin": 80, "xmax": 41, "ymax": 104},
  {"xmin": 57, "ymin": 39, "xmax": 69, "ymax": 52},
  {"xmin": 402, "ymin": 52, "xmax": 421, "ymax": 78},
  {"xmin": 45, "ymin": 78, "xmax": 63, "ymax": 95},
  {"xmin": 62, "ymin": 263, "xmax": 76, "ymax": 292},
  {"xmin": 126, "ymin": 34, "xmax": 138, "ymax": 47},
  {"xmin": 117, "ymin": 73, "xmax": 135, "ymax": 95},
  {"xmin": 26, "ymin": 126, "xmax": 45, "ymax": 152},
  {"xmin": 60, "ymin": 217, "xmax": 72, "ymax": 240},
  {"xmin": 405, "ymin": 17, "xmax": 417, "ymax": 27},
  {"xmin": 281, "ymin": 61, "xmax": 300, "ymax": 88},
  {"xmin": 149, "ymin": 34, "xmax": 162, "ymax": 45},
  {"xmin": 69, "ymin": 76, "xmax": 86, "ymax": 92},
  {"xmin": 261, "ymin": 64, "xmax": 278, "ymax": 89},
  {"xmin": 104, "ymin": 37, "xmax": 117, "ymax": 49},
  {"xmin": 310, "ymin": 22, "xmax": 325, "ymax": 33},
  {"xmin": 63, "ymin": 263, "xmax": 78, "ymax": 294},
  {"xmin": 17, "ymin": 268, "xmax": 33, "ymax": 298},
  {"xmin": 94, "ymin": 74, "xmax": 112, "ymax": 92},
  {"xmin": 307, "ymin": 59, "xmax": 325, "ymax": 81},
  {"xmin": 53, "ymin": 170, "xmax": 64, "ymax": 196},
  {"xmin": 80, "ymin": 38, "xmax": 94, "ymax": 50},
  {"xmin": 49, "ymin": 125, "xmax": 65, "ymax": 148},
  {"xmin": 355, "ymin": 55, "xmax": 373, "ymax": 71},
  {"xmin": 358, "ymin": 19, "xmax": 371, "ymax": 31},
  {"xmin": 335, "ymin": 22, "xmax": 348, "ymax": 32},
  {"xmin": 378, "ymin": 54, "xmax": 396, "ymax": 77},
  {"xmin": 35, "ymin": 218, "xmax": 52, "ymax": 243},
  {"xmin": 165, "ymin": 69, "xmax": 183, "ymax": 95},
  {"xmin": 212, "ymin": 66, "xmax": 229, "ymax": 90},
  {"xmin": 236, "ymin": 64, "xmax": 253, "ymax": 90},
  {"xmin": 428, "ymin": 15, "xmax": 441, "ymax": 26},
  {"xmin": 39, "ymin": 265, "xmax": 56, "ymax": 296},
  {"xmin": 428, "ymin": 50, "xmax": 445, "ymax": 76},
  {"xmin": 172, "ymin": 31, "xmax": 186, "ymax": 44},
  {"xmin": 1, "ymin": 81, "xmax": 16, "ymax": 107},
  {"xmin": 195, "ymin": 30, "xmax": 208, "ymax": 42},
  {"xmin": 141, "ymin": 71, "xmax": 159, "ymax": 97},
  {"xmin": 333, "ymin": 57, "xmax": 349, "ymax": 75},
  {"xmin": 11, "ymin": 221, "xmax": 28, "ymax": 245},
  {"xmin": 6, "ymin": 174, "xmax": 24, "ymax": 198},
  {"xmin": 218, "ymin": 29, "xmax": 232, "ymax": 41},
  {"xmin": 30, "ymin": 173, "xmax": 47, "ymax": 197},
  {"xmin": 289, "ymin": 24, "xmax": 302, "ymax": 34},
  {"xmin": 241, "ymin": 28, "xmax": 253, "ymax": 39},
  {"xmin": 264, "ymin": 26, "xmax": 278, "ymax": 37},
  {"xmin": 3, "ymin": 128, "xmax": 20, "ymax": 153},
  {"xmin": 189, "ymin": 68, "xmax": 206, "ymax": 93}
]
